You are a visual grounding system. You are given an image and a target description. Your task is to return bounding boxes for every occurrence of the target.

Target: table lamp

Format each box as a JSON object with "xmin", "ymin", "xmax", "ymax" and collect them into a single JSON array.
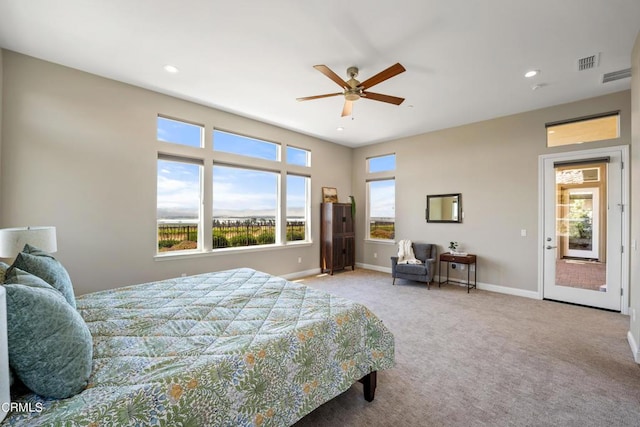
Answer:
[
  {"xmin": 0, "ymin": 226, "xmax": 56, "ymax": 421},
  {"xmin": 0, "ymin": 226, "xmax": 57, "ymax": 259}
]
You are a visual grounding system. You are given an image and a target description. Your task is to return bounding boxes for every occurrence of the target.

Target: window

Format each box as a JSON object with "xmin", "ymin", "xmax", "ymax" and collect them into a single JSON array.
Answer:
[
  {"xmin": 368, "ymin": 179, "xmax": 396, "ymax": 240},
  {"xmin": 546, "ymin": 112, "xmax": 619, "ymax": 147},
  {"xmin": 157, "ymin": 116, "xmax": 203, "ymax": 148},
  {"xmin": 287, "ymin": 146, "xmax": 311, "ymax": 167},
  {"xmin": 368, "ymin": 154, "xmax": 395, "ymax": 173},
  {"xmin": 286, "ymin": 174, "xmax": 309, "ymax": 241},
  {"xmin": 213, "ymin": 129, "xmax": 279, "ymax": 161},
  {"xmin": 212, "ymin": 165, "xmax": 278, "ymax": 248},
  {"xmin": 367, "ymin": 154, "xmax": 395, "ymax": 240},
  {"xmin": 157, "ymin": 158, "xmax": 202, "ymax": 252},
  {"xmin": 157, "ymin": 117, "xmax": 311, "ymax": 255}
]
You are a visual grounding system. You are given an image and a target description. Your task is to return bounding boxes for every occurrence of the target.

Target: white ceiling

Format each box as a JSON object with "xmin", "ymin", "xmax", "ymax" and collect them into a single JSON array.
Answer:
[{"xmin": 1, "ymin": 0, "xmax": 639, "ymax": 147}]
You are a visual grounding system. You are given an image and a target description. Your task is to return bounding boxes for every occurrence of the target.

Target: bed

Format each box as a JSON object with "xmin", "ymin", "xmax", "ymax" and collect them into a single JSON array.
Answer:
[{"xmin": 2, "ymin": 267, "xmax": 395, "ymax": 426}]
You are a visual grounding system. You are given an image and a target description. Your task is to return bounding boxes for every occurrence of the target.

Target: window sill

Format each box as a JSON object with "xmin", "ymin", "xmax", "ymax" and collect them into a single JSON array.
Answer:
[
  {"xmin": 364, "ymin": 239, "xmax": 397, "ymax": 245},
  {"xmin": 154, "ymin": 241, "xmax": 313, "ymax": 261}
]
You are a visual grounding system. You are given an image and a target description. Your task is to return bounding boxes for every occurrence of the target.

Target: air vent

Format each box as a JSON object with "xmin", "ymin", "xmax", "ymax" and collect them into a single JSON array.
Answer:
[
  {"xmin": 602, "ymin": 68, "xmax": 632, "ymax": 83},
  {"xmin": 577, "ymin": 53, "xmax": 600, "ymax": 71}
]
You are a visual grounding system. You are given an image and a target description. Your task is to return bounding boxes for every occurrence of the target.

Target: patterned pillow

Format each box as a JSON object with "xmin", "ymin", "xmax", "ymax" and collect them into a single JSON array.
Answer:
[
  {"xmin": 3, "ymin": 268, "xmax": 92, "ymax": 399},
  {"xmin": 8, "ymin": 244, "xmax": 76, "ymax": 308},
  {"xmin": 0, "ymin": 261, "xmax": 8, "ymax": 283}
]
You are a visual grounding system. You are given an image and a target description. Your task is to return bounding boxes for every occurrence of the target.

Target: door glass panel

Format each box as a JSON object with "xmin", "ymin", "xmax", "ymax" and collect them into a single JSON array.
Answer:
[{"xmin": 554, "ymin": 163, "xmax": 607, "ymax": 292}]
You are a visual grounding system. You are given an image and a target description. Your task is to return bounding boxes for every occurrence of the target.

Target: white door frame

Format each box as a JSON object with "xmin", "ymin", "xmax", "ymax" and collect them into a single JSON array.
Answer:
[{"xmin": 537, "ymin": 145, "xmax": 630, "ymax": 314}]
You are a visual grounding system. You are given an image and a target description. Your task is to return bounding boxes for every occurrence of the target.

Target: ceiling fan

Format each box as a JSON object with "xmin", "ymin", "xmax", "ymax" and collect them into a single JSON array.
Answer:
[{"xmin": 297, "ymin": 63, "xmax": 406, "ymax": 117}]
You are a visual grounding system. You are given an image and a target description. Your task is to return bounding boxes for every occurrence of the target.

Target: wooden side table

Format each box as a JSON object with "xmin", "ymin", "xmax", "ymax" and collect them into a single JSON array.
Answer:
[{"xmin": 439, "ymin": 253, "xmax": 477, "ymax": 293}]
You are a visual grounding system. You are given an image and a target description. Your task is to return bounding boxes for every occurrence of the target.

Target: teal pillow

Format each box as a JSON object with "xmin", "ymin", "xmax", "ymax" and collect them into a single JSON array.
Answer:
[
  {"xmin": 3, "ymin": 269, "xmax": 92, "ymax": 399},
  {"xmin": 8, "ymin": 244, "xmax": 76, "ymax": 308}
]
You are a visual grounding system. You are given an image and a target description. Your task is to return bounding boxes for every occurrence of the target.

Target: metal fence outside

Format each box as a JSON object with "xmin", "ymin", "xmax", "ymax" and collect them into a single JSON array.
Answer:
[{"xmin": 158, "ymin": 220, "xmax": 306, "ymax": 250}]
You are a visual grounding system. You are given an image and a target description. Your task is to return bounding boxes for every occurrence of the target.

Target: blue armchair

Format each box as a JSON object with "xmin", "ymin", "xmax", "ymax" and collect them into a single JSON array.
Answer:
[{"xmin": 390, "ymin": 242, "xmax": 437, "ymax": 288}]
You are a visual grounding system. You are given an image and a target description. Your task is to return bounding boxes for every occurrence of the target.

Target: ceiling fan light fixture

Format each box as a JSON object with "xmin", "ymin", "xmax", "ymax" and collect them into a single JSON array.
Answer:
[{"xmin": 345, "ymin": 91, "xmax": 361, "ymax": 102}]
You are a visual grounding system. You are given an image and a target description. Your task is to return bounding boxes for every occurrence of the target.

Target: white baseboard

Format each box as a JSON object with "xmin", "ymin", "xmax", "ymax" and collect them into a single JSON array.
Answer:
[
  {"xmin": 476, "ymin": 282, "xmax": 540, "ymax": 299},
  {"xmin": 281, "ymin": 268, "xmax": 322, "ymax": 281},
  {"xmin": 356, "ymin": 262, "xmax": 391, "ymax": 274},
  {"xmin": 627, "ymin": 331, "xmax": 640, "ymax": 364},
  {"xmin": 354, "ymin": 265, "xmax": 540, "ymax": 300},
  {"xmin": 432, "ymin": 275, "xmax": 540, "ymax": 299}
]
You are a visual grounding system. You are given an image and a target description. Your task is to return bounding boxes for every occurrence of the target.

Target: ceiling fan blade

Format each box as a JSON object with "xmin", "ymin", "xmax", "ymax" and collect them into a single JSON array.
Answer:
[
  {"xmin": 360, "ymin": 63, "xmax": 406, "ymax": 90},
  {"xmin": 362, "ymin": 91, "xmax": 405, "ymax": 105},
  {"xmin": 296, "ymin": 92, "xmax": 343, "ymax": 101},
  {"xmin": 341, "ymin": 100, "xmax": 353, "ymax": 117},
  {"xmin": 314, "ymin": 65, "xmax": 349, "ymax": 89}
]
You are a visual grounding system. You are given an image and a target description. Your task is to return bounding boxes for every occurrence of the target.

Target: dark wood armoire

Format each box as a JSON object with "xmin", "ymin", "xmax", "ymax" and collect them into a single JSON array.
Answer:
[{"xmin": 320, "ymin": 202, "xmax": 355, "ymax": 275}]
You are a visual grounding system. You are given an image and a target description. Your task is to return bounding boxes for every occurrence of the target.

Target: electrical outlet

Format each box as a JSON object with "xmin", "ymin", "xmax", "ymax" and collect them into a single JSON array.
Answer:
[
  {"xmin": 633, "ymin": 309, "xmax": 636, "ymax": 322},
  {"xmin": 470, "ymin": 264, "xmax": 476, "ymax": 272},
  {"xmin": 297, "ymin": 257, "xmax": 302, "ymax": 264},
  {"xmin": 374, "ymin": 252, "xmax": 377, "ymax": 258},
  {"xmin": 181, "ymin": 273, "xmax": 187, "ymax": 277},
  {"xmin": 459, "ymin": 264, "xmax": 465, "ymax": 270}
]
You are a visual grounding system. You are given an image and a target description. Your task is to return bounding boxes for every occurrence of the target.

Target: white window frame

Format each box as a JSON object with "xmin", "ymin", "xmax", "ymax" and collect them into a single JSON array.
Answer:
[
  {"xmin": 366, "ymin": 153, "xmax": 396, "ymax": 242},
  {"xmin": 156, "ymin": 116, "xmax": 312, "ymax": 258}
]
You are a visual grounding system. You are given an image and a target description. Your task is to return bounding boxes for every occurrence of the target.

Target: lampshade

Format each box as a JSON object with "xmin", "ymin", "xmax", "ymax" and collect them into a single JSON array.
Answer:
[{"xmin": 0, "ymin": 226, "xmax": 57, "ymax": 258}]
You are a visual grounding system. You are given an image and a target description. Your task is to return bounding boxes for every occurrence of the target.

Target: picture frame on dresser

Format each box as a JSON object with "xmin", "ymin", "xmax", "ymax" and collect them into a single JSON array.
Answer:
[{"xmin": 322, "ymin": 187, "xmax": 338, "ymax": 203}]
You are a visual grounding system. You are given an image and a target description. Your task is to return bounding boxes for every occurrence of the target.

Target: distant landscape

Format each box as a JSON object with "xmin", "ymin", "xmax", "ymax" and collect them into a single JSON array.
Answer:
[
  {"xmin": 157, "ymin": 211, "xmax": 394, "ymax": 250},
  {"xmin": 158, "ymin": 216, "xmax": 306, "ymax": 251}
]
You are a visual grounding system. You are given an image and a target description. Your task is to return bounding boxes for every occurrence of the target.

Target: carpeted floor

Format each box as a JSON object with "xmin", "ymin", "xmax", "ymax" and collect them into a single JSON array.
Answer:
[{"xmin": 293, "ymin": 268, "xmax": 640, "ymax": 427}]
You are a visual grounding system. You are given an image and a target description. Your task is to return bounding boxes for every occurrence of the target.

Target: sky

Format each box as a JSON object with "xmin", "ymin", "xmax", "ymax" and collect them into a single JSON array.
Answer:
[
  {"xmin": 157, "ymin": 117, "xmax": 308, "ymax": 220},
  {"xmin": 368, "ymin": 154, "xmax": 396, "ymax": 218}
]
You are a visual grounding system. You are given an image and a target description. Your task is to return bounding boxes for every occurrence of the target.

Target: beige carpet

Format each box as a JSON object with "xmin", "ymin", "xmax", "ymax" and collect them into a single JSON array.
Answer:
[{"xmin": 293, "ymin": 269, "xmax": 640, "ymax": 427}]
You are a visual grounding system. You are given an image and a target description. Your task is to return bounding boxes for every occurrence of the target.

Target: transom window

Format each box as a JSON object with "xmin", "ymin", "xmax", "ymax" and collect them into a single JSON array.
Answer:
[
  {"xmin": 368, "ymin": 154, "xmax": 396, "ymax": 173},
  {"xmin": 213, "ymin": 129, "xmax": 279, "ymax": 161},
  {"xmin": 287, "ymin": 146, "xmax": 311, "ymax": 167},
  {"xmin": 157, "ymin": 116, "xmax": 203, "ymax": 148},
  {"xmin": 546, "ymin": 112, "xmax": 619, "ymax": 147}
]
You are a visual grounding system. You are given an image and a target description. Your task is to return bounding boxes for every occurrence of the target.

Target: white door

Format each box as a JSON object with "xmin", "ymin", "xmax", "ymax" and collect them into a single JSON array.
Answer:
[{"xmin": 540, "ymin": 147, "xmax": 626, "ymax": 311}]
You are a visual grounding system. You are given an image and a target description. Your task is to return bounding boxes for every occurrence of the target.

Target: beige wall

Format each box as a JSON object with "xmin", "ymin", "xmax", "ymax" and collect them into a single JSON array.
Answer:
[
  {"xmin": 354, "ymin": 91, "xmax": 631, "ymax": 294},
  {"xmin": 629, "ymin": 30, "xmax": 640, "ymax": 362},
  {"xmin": 0, "ymin": 51, "xmax": 352, "ymax": 294},
  {"xmin": 0, "ymin": 49, "xmax": 635, "ymax": 314}
]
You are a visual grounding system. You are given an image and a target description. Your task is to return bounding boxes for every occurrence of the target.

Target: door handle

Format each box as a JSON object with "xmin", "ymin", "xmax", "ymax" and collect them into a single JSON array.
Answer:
[{"xmin": 546, "ymin": 245, "xmax": 557, "ymax": 250}]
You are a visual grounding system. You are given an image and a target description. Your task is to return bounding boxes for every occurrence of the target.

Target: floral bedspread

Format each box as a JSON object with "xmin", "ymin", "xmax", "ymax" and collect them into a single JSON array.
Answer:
[{"xmin": 4, "ymin": 268, "xmax": 395, "ymax": 426}]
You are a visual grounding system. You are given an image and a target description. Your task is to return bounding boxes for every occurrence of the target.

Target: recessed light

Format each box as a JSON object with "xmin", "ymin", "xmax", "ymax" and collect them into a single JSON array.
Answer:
[
  {"xmin": 336, "ymin": 127, "xmax": 344, "ymax": 131},
  {"xmin": 164, "ymin": 65, "xmax": 179, "ymax": 73},
  {"xmin": 524, "ymin": 70, "xmax": 539, "ymax": 78}
]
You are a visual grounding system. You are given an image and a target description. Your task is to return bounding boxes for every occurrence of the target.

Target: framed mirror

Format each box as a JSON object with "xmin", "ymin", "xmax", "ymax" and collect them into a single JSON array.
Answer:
[{"xmin": 426, "ymin": 193, "xmax": 461, "ymax": 223}]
